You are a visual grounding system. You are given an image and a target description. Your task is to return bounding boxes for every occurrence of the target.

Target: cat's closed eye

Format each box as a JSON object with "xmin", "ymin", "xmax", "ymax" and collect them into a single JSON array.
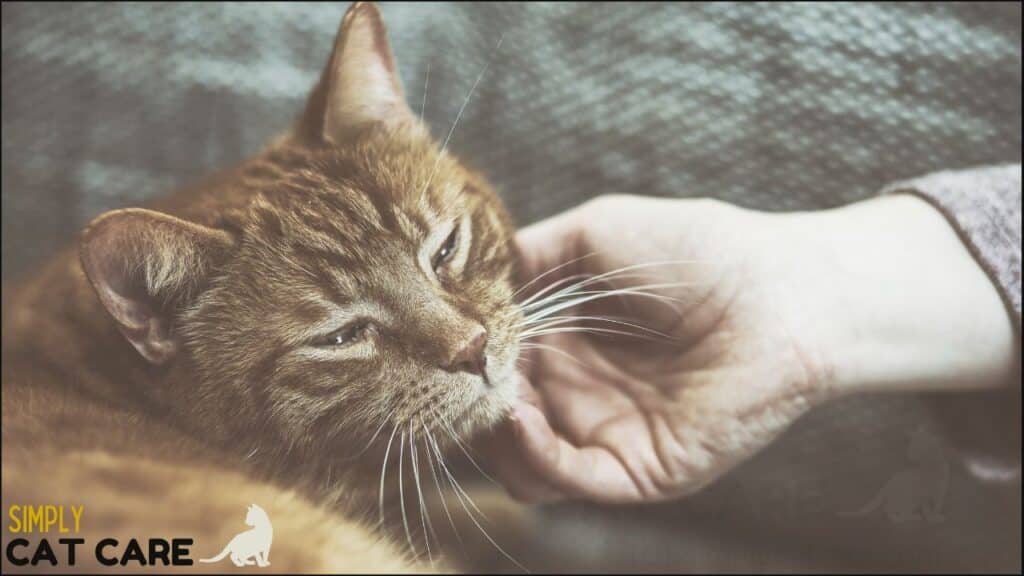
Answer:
[
  {"xmin": 432, "ymin": 226, "xmax": 459, "ymax": 272},
  {"xmin": 317, "ymin": 321, "xmax": 372, "ymax": 347}
]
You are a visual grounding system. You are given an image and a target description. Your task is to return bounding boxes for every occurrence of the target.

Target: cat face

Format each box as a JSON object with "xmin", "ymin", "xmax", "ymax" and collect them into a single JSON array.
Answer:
[
  {"xmin": 79, "ymin": 3, "xmax": 520, "ymax": 465},
  {"xmin": 182, "ymin": 127, "xmax": 521, "ymax": 456}
]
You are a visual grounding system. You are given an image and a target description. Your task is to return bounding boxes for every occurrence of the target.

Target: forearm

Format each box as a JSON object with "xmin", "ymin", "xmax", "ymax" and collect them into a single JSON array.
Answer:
[{"xmin": 795, "ymin": 193, "xmax": 1019, "ymax": 396}]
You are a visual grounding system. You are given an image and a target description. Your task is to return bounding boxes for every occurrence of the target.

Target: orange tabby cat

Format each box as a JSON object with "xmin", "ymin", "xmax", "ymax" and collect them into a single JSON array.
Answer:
[{"xmin": 2, "ymin": 2, "xmax": 522, "ymax": 572}]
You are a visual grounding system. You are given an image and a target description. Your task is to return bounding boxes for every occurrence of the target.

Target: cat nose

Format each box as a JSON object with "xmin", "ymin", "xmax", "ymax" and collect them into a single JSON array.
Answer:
[{"xmin": 442, "ymin": 327, "xmax": 488, "ymax": 377}]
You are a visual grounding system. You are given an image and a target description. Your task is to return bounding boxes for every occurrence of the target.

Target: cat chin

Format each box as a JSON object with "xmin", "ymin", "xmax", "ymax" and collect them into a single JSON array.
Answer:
[
  {"xmin": 451, "ymin": 371, "xmax": 519, "ymax": 439},
  {"xmin": 449, "ymin": 400, "xmax": 507, "ymax": 441}
]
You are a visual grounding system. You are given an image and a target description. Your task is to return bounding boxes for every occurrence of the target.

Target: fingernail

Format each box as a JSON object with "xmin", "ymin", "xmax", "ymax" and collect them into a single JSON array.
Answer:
[
  {"xmin": 511, "ymin": 409, "xmax": 525, "ymax": 437},
  {"xmin": 511, "ymin": 400, "xmax": 530, "ymax": 421}
]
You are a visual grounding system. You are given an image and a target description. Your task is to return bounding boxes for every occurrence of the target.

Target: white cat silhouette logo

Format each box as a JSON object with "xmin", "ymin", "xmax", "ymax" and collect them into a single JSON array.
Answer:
[{"xmin": 200, "ymin": 504, "xmax": 273, "ymax": 567}]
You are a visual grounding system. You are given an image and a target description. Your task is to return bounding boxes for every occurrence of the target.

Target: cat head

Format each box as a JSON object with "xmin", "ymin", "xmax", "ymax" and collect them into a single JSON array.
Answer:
[
  {"xmin": 79, "ymin": 3, "xmax": 520, "ymax": 467},
  {"xmin": 245, "ymin": 504, "xmax": 268, "ymax": 527}
]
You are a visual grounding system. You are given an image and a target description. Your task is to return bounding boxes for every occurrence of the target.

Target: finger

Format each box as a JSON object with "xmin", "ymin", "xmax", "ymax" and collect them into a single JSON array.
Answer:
[
  {"xmin": 514, "ymin": 206, "xmax": 589, "ymax": 293},
  {"xmin": 487, "ymin": 415, "xmax": 568, "ymax": 504},
  {"xmin": 486, "ymin": 378, "xmax": 567, "ymax": 503},
  {"xmin": 511, "ymin": 401, "xmax": 645, "ymax": 504},
  {"xmin": 514, "ymin": 371, "xmax": 545, "ymax": 410}
]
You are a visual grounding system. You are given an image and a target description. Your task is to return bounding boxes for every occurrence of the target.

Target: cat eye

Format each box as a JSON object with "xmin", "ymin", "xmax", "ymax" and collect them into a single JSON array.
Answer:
[
  {"xmin": 317, "ymin": 321, "xmax": 370, "ymax": 347},
  {"xmin": 432, "ymin": 226, "xmax": 459, "ymax": 271}
]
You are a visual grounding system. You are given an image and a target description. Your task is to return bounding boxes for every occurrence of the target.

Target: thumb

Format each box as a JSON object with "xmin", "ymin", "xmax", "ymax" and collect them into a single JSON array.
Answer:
[{"xmin": 510, "ymin": 400, "xmax": 645, "ymax": 504}]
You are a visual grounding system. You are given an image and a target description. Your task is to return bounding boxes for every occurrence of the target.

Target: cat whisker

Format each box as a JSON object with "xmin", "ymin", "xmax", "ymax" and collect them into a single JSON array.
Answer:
[
  {"xmin": 520, "ymin": 325, "xmax": 667, "ymax": 342},
  {"xmin": 517, "ymin": 314, "xmax": 674, "ymax": 340},
  {"xmin": 519, "ymin": 257, "xmax": 684, "ymax": 310},
  {"xmin": 516, "ymin": 272, "xmax": 595, "ymax": 312},
  {"xmin": 519, "ymin": 259, "xmax": 707, "ymax": 314},
  {"xmin": 422, "ymin": 423, "xmax": 462, "ymax": 545},
  {"xmin": 520, "ymin": 273, "xmax": 674, "ymax": 314},
  {"xmin": 514, "ymin": 355, "xmax": 534, "ymax": 370},
  {"xmin": 519, "ymin": 258, "xmax": 681, "ymax": 300},
  {"xmin": 520, "ymin": 271, "xmax": 695, "ymax": 313},
  {"xmin": 423, "ymin": 420, "xmax": 487, "ymax": 521},
  {"xmin": 340, "ymin": 412, "xmax": 391, "ymax": 463},
  {"xmin": 379, "ymin": 425, "xmax": 400, "ymax": 529},
  {"xmin": 428, "ymin": 433, "xmax": 529, "ymax": 573},
  {"xmin": 397, "ymin": 430, "xmax": 418, "ymax": 559},
  {"xmin": 513, "ymin": 251, "xmax": 601, "ymax": 300},
  {"xmin": 430, "ymin": 405, "xmax": 499, "ymax": 488},
  {"xmin": 244, "ymin": 446, "xmax": 260, "ymax": 461},
  {"xmin": 519, "ymin": 342, "xmax": 586, "ymax": 367},
  {"xmin": 420, "ymin": 33, "xmax": 505, "ymax": 197},
  {"xmin": 521, "ymin": 282, "xmax": 696, "ymax": 327},
  {"xmin": 437, "ymin": 456, "xmax": 488, "ymax": 525},
  {"xmin": 420, "ymin": 62, "xmax": 431, "ymax": 121},
  {"xmin": 409, "ymin": 425, "xmax": 437, "ymax": 566}
]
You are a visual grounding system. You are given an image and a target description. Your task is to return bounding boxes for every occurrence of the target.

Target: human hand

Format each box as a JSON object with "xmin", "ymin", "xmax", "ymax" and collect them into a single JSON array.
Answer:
[{"xmin": 487, "ymin": 194, "xmax": 1016, "ymax": 504}]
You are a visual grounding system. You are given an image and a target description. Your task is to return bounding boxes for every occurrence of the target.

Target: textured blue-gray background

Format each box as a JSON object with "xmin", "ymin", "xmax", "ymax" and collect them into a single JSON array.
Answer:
[{"xmin": 2, "ymin": 2, "xmax": 1020, "ymax": 572}]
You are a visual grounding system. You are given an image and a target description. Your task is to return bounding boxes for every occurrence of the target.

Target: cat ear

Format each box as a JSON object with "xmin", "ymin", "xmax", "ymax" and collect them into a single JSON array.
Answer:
[
  {"xmin": 301, "ymin": 2, "xmax": 414, "ymax": 144},
  {"xmin": 79, "ymin": 208, "xmax": 233, "ymax": 365}
]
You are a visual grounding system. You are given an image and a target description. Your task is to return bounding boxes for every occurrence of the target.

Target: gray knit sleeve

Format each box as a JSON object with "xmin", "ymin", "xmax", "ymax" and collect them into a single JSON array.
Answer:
[{"xmin": 882, "ymin": 165, "xmax": 1022, "ymax": 332}]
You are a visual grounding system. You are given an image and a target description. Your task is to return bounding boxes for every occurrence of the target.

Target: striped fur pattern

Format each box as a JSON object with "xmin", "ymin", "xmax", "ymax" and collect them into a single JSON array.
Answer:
[
  {"xmin": 2, "ymin": 3, "xmax": 520, "ymax": 571},
  {"xmin": 177, "ymin": 124, "xmax": 521, "ymax": 469},
  {"xmin": 85, "ymin": 1, "xmax": 522, "ymax": 469}
]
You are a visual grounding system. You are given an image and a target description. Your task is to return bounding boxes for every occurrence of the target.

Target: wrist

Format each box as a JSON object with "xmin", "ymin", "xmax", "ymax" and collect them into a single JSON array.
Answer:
[{"xmin": 789, "ymin": 194, "xmax": 1017, "ymax": 397}]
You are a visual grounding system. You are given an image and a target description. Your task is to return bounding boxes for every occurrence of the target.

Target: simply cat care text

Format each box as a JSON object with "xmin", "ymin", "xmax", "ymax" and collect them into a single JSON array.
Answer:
[{"xmin": 5, "ymin": 504, "xmax": 195, "ymax": 568}]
